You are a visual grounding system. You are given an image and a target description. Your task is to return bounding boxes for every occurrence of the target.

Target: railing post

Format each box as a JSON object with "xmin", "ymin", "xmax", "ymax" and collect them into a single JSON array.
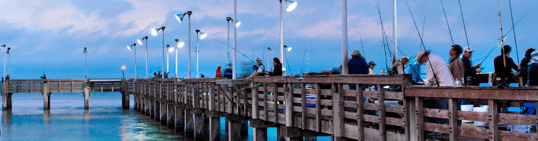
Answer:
[
  {"xmin": 448, "ymin": 98, "xmax": 458, "ymax": 141},
  {"xmin": 252, "ymin": 82, "xmax": 259, "ymax": 119},
  {"xmin": 83, "ymin": 81, "xmax": 91, "ymax": 110},
  {"xmin": 356, "ymin": 84, "xmax": 364, "ymax": 141},
  {"xmin": 301, "ymin": 83, "xmax": 307, "ymax": 129},
  {"xmin": 285, "ymin": 83, "xmax": 293, "ymax": 127},
  {"xmin": 378, "ymin": 84, "xmax": 386, "ymax": 141},
  {"xmin": 333, "ymin": 83, "xmax": 344, "ymax": 138},
  {"xmin": 488, "ymin": 100, "xmax": 498, "ymax": 141},
  {"xmin": 415, "ymin": 97, "xmax": 424, "ymax": 141},
  {"xmin": 42, "ymin": 82, "xmax": 51, "ymax": 110},
  {"xmin": 275, "ymin": 83, "xmax": 280, "ymax": 123}
]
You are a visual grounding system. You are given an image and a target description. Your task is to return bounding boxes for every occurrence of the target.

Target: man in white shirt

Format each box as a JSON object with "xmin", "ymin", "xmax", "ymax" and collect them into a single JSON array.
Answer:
[
  {"xmin": 416, "ymin": 51, "xmax": 454, "ymax": 86},
  {"xmin": 368, "ymin": 61, "xmax": 376, "ymax": 75}
]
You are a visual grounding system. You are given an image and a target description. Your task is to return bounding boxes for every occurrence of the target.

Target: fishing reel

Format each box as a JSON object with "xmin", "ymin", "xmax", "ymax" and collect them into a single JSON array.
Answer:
[{"xmin": 494, "ymin": 77, "xmax": 508, "ymax": 88}]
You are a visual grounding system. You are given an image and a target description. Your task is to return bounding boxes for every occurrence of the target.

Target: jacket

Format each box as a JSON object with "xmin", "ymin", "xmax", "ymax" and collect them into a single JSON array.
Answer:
[
  {"xmin": 528, "ymin": 63, "xmax": 538, "ymax": 86},
  {"xmin": 348, "ymin": 57, "xmax": 369, "ymax": 74},
  {"xmin": 424, "ymin": 54, "xmax": 454, "ymax": 86},
  {"xmin": 494, "ymin": 55, "xmax": 518, "ymax": 79},
  {"xmin": 448, "ymin": 57, "xmax": 465, "ymax": 81},
  {"xmin": 521, "ymin": 57, "xmax": 532, "ymax": 85},
  {"xmin": 269, "ymin": 64, "xmax": 283, "ymax": 76},
  {"xmin": 392, "ymin": 61, "xmax": 404, "ymax": 74},
  {"xmin": 223, "ymin": 68, "xmax": 233, "ymax": 79}
]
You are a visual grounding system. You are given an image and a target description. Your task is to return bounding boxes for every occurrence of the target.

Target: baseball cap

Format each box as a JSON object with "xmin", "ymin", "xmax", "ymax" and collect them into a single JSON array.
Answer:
[{"xmin": 464, "ymin": 46, "xmax": 473, "ymax": 52}]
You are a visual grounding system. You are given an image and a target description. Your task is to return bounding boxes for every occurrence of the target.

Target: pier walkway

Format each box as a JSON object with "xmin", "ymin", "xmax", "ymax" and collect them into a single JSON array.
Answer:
[{"xmin": 2, "ymin": 75, "xmax": 538, "ymax": 141}]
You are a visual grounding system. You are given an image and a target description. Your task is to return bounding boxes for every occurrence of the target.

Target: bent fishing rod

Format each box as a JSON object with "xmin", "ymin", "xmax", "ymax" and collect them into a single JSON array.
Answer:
[
  {"xmin": 497, "ymin": 0, "xmax": 506, "ymax": 68},
  {"xmin": 407, "ymin": 3, "xmax": 440, "ymax": 86},
  {"xmin": 458, "ymin": 0, "xmax": 471, "ymax": 47},
  {"xmin": 508, "ymin": 0, "xmax": 520, "ymax": 67},
  {"xmin": 479, "ymin": 13, "xmax": 526, "ymax": 65},
  {"xmin": 375, "ymin": 0, "xmax": 391, "ymax": 72}
]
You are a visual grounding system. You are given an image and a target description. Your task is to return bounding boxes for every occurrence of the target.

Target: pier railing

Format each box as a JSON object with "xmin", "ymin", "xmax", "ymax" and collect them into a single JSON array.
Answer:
[
  {"xmin": 5, "ymin": 79, "xmax": 85, "ymax": 93},
  {"xmin": 405, "ymin": 86, "xmax": 538, "ymax": 141}
]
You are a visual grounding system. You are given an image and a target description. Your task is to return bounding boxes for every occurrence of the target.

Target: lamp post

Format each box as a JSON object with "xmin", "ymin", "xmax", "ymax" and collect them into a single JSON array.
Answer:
[
  {"xmin": 7, "ymin": 47, "xmax": 11, "ymax": 77},
  {"xmin": 279, "ymin": 0, "xmax": 298, "ymax": 76},
  {"xmin": 121, "ymin": 65, "xmax": 126, "ymax": 79},
  {"xmin": 342, "ymin": 0, "xmax": 348, "ymax": 75},
  {"xmin": 175, "ymin": 11, "xmax": 192, "ymax": 78},
  {"xmin": 137, "ymin": 36, "xmax": 149, "ymax": 78},
  {"xmin": 175, "ymin": 39, "xmax": 185, "ymax": 78},
  {"xmin": 267, "ymin": 47, "xmax": 273, "ymax": 68},
  {"xmin": 127, "ymin": 43, "xmax": 137, "ymax": 80},
  {"xmin": 283, "ymin": 45, "xmax": 292, "ymax": 74},
  {"xmin": 166, "ymin": 45, "xmax": 175, "ymax": 77},
  {"xmin": 195, "ymin": 29, "xmax": 207, "ymax": 78},
  {"xmin": 226, "ymin": 17, "xmax": 242, "ymax": 65},
  {"xmin": 151, "ymin": 26, "xmax": 165, "ymax": 78},
  {"xmin": 83, "ymin": 47, "xmax": 88, "ymax": 79},
  {"xmin": 1, "ymin": 44, "xmax": 6, "ymax": 79}
]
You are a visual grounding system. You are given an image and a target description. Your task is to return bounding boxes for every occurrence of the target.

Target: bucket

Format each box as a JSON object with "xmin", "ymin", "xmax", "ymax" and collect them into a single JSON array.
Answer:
[
  {"xmin": 460, "ymin": 104, "xmax": 473, "ymax": 122},
  {"xmin": 473, "ymin": 106, "xmax": 489, "ymax": 126}
]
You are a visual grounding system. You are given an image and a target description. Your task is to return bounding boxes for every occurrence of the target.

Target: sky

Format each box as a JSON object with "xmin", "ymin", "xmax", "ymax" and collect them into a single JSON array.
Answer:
[{"xmin": 0, "ymin": 0, "xmax": 537, "ymax": 79}]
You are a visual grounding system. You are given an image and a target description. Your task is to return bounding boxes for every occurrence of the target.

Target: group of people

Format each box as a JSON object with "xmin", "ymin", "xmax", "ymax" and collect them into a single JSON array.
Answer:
[
  {"xmin": 348, "ymin": 44, "xmax": 538, "ymax": 87},
  {"xmin": 245, "ymin": 58, "xmax": 283, "ymax": 79}
]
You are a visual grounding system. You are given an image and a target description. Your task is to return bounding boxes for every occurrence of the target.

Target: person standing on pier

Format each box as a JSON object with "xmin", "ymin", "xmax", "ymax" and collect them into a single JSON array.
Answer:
[
  {"xmin": 416, "ymin": 51, "xmax": 454, "ymax": 86},
  {"xmin": 527, "ymin": 51, "xmax": 538, "ymax": 86},
  {"xmin": 215, "ymin": 66, "xmax": 223, "ymax": 78},
  {"xmin": 392, "ymin": 56, "xmax": 409, "ymax": 74},
  {"xmin": 247, "ymin": 58, "xmax": 265, "ymax": 79},
  {"xmin": 493, "ymin": 45, "xmax": 519, "ymax": 85},
  {"xmin": 265, "ymin": 57, "xmax": 283, "ymax": 76},
  {"xmin": 407, "ymin": 62, "xmax": 423, "ymax": 85},
  {"xmin": 223, "ymin": 64, "xmax": 233, "ymax": 79},
  {"xmin": 462, "ymin": 46, "xmax": 481, "ymax": 86},
  {"xmin": 448, "ymin": 44, "xmax": 465, "ymax": 83},
  {"xmin": 368, "ymin": 61, "xmax": 376, "ymax": 75},
  {"xmin": 347, "ymin": 50, "xmax": 368, "ymax": 75},
  {"xmin": 521, "ymin": 48, "xmax": 536, "ymax": 86}
]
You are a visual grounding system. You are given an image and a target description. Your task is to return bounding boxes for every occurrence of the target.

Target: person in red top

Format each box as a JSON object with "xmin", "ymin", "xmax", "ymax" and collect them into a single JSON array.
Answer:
[{"xmin": 215, "ymin": 66, "xmax": 223, "ymax": 78}]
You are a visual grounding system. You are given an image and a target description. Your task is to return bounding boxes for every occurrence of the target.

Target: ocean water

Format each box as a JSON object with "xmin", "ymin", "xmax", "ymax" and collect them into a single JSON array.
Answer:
[{"xmin": 0, "ymin": 92, "xmax": 331, "ymax": 141}]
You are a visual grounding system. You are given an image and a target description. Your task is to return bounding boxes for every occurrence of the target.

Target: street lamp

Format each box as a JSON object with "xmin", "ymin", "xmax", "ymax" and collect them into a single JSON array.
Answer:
[
  {"xmin": 226, "ymin": 17, "xmax": 242, "ymax": 65},
  {"xmin": 127, "ymin": 43, "xmax": 138, "ymax": 80},
  {"xmin": 267, "ymin": 47, "xmax": 273, "ymax": 69},
  {"xmin": 279, "ymin": 0, "xmax": 298, "ymax": 76},
  {"xmin": 166, "ymin": 45, "xmax": 175, "ymax": 77},
  {"xmin": 1, "ymin": 44, "xmax": 6, "ymax": 79},
  {"xmin": 174, "ymin": 39, "xmax": 185, "ymax": 78},
  {"xmin": 283, "ymin": 45, "xmax": 292, "ymax": 75},
  {"xmin": 137, "ymin": 36, "xmax": 149, "ymax": 78},
  {"xmin": 121, "ymin": 65, "xmax": 126, "ymax": 79},
  {"xmin": 175, "ymin": 11, "xmax": 192, "ymax": 78},
  {"xmin": 195, "ymin": 29, "xmax": 207, "ymax": 78},
  {"xmin": 151, "ymin": 26, "xmax": 166, "ymax": 78},
  {"xmin": 7, "ymin": 47, "xmax": 11, "ymax": 77},
  {"xmin": 83, "ymin": 47, "xmax": 88, "ymax": 79}
]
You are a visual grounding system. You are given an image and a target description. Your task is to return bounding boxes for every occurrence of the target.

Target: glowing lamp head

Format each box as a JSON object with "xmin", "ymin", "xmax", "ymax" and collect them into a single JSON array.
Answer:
[
  {"xmin": 200, "ymin": 33, "xmax": 207, "ymax": 40},
  {"xmin": 235, "ymin": 21, "xmax": 241, "ymax": 27},
  {"xmin": 286, "ymin": 0, "xmax": 298, "ymax": 12},
  {"xmin": 287, "ymin": 47, "xmax": 292, "ymax": 52},
  {"xmin": 177, "ymin": 41, "xmax": 185, "ymax": 48},
  {"xmin": 137, "ymin": 39, "xmax": 143, "ymax": 45},
  {"xmin": 151, "ymin": 28, "xmax": 159, "ymax": 36},
  {"xmin": 121, "ymin": 65, "xmax": 126, "ymax": 71},
  {"xmin": 167, "ymin": 45, "xmax": 175, "ymax": 52},
  {"xmin": 127, "ymin": 46, "xmax": 132, "ymax": 51},
  {"xmin": 175, "ymin": 13, "xmax": 186, "ymax": 23}
]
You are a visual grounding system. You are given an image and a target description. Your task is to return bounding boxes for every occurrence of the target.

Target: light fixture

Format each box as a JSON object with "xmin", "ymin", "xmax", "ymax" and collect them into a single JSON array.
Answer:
[
  {"xmin": 267, "ymin": 47, "xmax": 273, "ymax": 53},
  {"xmin": 284, "ymin": 45, "xmax": 292, "ymax": 52},
  {"xmin": 235, "ymin": 21, "xmax": 241, "ymax": 27},
  {"xmin": 174, "ymin": 11, "xmax": 192, "ymax": 78},
  {"xmin": 137, "ymin": 36, "xmax": 147, "ymax": 45},
  {"xmin": 175, "ymin": 12, "xmax": 187, "ymax": 23},
  {"xmin": 286, "ymin": 0, "xmax": 298, "ymax": 12},
  {"xmin": 167, "ymin": 45, "xmax": 174, "ymax": 52},
  {"xmin": 175, "ymin": 39, "xmax": 185, "ymax": 48},
  {"xmin": 151, "ymin": 26, "xmax": 165, "ymax": 36},
  {"xmin": 122, "ymin": 65, "xmax": 126, "ymax": 71}
]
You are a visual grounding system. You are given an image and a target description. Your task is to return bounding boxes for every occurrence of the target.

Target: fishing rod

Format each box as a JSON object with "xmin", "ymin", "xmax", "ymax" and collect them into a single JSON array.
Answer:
[
  {"xmin": 406, "ymin": 3, "xmax": 440, "ymax": 86},
  {"xmin": 211, "ymin": 39, "xmax": 255, "ymax": 63},
  {"xmin": 479, "ymin": 13, "xmax": 526, "ymax": 64},
  {"xmin": 458, "ymin": 0, "xmax": 471, "ymax": 47},
  {"xmin": 359, "ymin": 32, "xmax": 365, "ymax": 56},
  {"xmin": 440, "ymin": 0, "xmax": 455, "ymax": 45},
  {"xmin": 497, "ymin": 0, "xmax": 506, "ymax": 68},
  {"xmin": 375, "ymin": 0, "xmax": 390, "ymax": 72},
  {"xmin": 283, "ymin": 48, "xmax": 293, "ymax": 76},
  {"xmin": 508, "ymin": 0, "xmax": 520, "ymax": 66},
  {"xmin": 300, "ymin": 47, "xmax": 308, "ymax": 75}
]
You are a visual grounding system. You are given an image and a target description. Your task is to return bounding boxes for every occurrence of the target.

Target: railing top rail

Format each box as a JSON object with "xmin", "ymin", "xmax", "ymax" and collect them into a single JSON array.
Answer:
[
  {"xmin": 183, "ymin": 78, "xmax": 218, "ymax": 83},
  {"xmin": 405, "ymin": 86, "xmax": 538, "ymax": 101},
  {"xmin": 7, "ymin": 79, "xmax": 86, "ymax": 82},
  {"xmin": 251, "ymin": 74, "xmax": 412, "ymax": 85}
]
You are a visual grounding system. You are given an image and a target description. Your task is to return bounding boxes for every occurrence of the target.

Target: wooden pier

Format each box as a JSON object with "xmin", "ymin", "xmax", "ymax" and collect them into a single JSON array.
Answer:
[{"xmin": 2, "ymin": 75, "xmax": 538, "ymax": 141}]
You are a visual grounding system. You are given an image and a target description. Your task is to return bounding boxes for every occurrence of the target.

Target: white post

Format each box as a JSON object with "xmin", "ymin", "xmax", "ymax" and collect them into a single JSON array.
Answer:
[
  {"xmin": 341, "ymin": 0, "xmax": 348, "ymax": 75},
  {"xmin": 162, "ymin": 28, "xmax": 165, "ymax": 78},
  {"xmin": 175, "ymin": 46, "xmax": 178, "ymax": 78},
  {"xmin": 196, "ymin": 32, "xmax": 199, "ymax": 78},
  {"xmin": 3, "ymin": 46, "xmax": 5, "ymax": 79},
  {"xmin": 280, "ymin": 0, "xmax": 285, "ymax": 76},
  {"xmin": 134, "ymin": 45, "xmax": 137, "ymax": 80},
  {"xmin": 85, "ymin": 49, "xmax": 87, "ymax": 79},
  {"xmin": 167, "ymin": 52, "xmax": 170, "ymax": 74},
  {"xmin": 233, "ymin": 0, "xmax": 237, "ymax": 79},
  {"xmin": 392, "ymin": 0, "xmax": 397, "ymax": 62},
  {"xmin": 188, "ymin": 14, "xmax": 192, "ymax": 78},
  {"xmin": 146, "ymin": 39, "xmax": 149, "ymax": 78}
]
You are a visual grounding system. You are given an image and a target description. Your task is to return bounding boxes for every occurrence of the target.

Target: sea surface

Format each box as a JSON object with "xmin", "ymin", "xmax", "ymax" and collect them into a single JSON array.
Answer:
[{"xmin": 0, "ymin": 92, "xmax": 331, "ymax": 141}]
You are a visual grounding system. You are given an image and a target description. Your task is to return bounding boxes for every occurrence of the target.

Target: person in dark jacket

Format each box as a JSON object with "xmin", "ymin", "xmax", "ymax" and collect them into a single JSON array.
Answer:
[
  {"xmin": 348, "ymin": 50, "xmax": 369, "ymax": 74},
  {"xmin": 462, "ymin": 46, "xmax": 481, "ymax": 86},
  {"xmin": 223, "ymin": 64, "xmax": 233, "ymax": 79},
  {"xmin": 266, "ymin": 57, "xmax": 283, "ymax": 76},
  {"xmin": 521, "ymin": 48, "xmax": 536, "ymax": 86},
  {"xmin": 527, "ymin": 51, "xmax": 538, "ymax": 86},
  {"xmin": 493, "ymin": 45, "xmax": 519, "ymax": 85}
]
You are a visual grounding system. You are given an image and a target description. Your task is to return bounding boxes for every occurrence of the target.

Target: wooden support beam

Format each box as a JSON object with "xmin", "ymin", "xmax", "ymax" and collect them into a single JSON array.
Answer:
[
  {"xmin": 316, "ymin": 83, "xmax": 322, "ymax": 132},
  {"xmin": 356, "ymin": 84, "xmax": 364, "ymax": 141},
  {"xmin": 333, "ymin": 83, "xmax": 344, "ymax": 137},
  {"xmin": 448, "ymin": 98, "xmax": 458, "ymax": 141},
  {"xmin": 489, "ymin": 100, "xmax": 498, "ymax": 141},
  {"xmin": 301, "ymin": 83, "xmax": 307, "ymax": 129},
  {"xmin": 415, "ymin": 97, "xmax": 424, "ymax": 141},
  {"xmin": 252, "ymin": 127, "xmax": 267, "ymax": 141},
  {"xmin": 378, "ymin": 84, "xmax": 386, "ymax": 141},
  {"xmin": 209, "ymin": 117, "xmax": 221, "ymax": 141}
]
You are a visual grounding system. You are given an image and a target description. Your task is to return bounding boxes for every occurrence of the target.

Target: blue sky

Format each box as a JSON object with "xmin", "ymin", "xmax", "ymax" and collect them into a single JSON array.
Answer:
[{"xmin": 0, "ymin": 0, "xmax": 537, "ymax": 79}]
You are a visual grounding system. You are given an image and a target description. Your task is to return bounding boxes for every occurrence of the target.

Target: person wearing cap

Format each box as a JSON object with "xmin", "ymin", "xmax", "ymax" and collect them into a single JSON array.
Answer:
[
  {"xmin": 215, "ymin": 66, "xmax": 223, "ymax": 78},
  {"xmin": 462, "ymin": 46, "xmax": 482, "ymax": 86},
  {"xmin": 348, "ymin": 50, "xmax": 369, "ymax": 75},
  {"xmin": 416, "ymin": 51, "xmax": 454, "ymax": 86},
  {"xmin": 493, "ymin": 45, "xmax": 519, "ymax": 85},
  {"xmin": 368, "ymin": 61, "xmax": 376, "ymax": 75},
  {"xmin": 448, "ymin": 44, "xmax": 465, "ymax": 83},
  {"xmin": 526, "ymin": 51, "xmax": 538, "ymax": 86},
  {"xmin": 223, "ymin": 64, "xmax": 233, "ymax": 79},
  {"xmin": 392, "ymin": 56, "xmax": 409, "ymax": 74},
  {"xmin": 247, "ymin": 58, "xmax": 265, "ymax": 79},
  {"xmin": 521, "ymin": 48, "xmax": 536, "ymax": 86}
]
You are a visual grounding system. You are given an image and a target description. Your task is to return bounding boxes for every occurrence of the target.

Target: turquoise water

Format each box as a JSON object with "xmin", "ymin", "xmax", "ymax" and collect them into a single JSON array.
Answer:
[{"xmin": 0, "ymin": 92, "xmax": 331, "ymax": 140}]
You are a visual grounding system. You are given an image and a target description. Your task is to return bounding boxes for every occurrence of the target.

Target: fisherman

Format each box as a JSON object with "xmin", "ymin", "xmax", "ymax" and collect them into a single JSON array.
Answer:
[
  {"xmin": 521, "ymin": 48, "xmax": 536, "ymax": 86},
  {"xmin": 416, "ymin": 51, "xmax": 454, "ymax": 86},
  {"xmin": 265, "ymin": 58, "xmax": 283, "ymax": 76},
  {"xmin": 247, "ymin": 58, "xmax": 265, "ymax": 79},
  {"xmin": 493, "ymin": 45, "xmax": 519, "ymax": 85},
  {"xmin": 462, "ymin": 46, "xmax": 481, "ymax": 86},
  {"xmin": 407, "ymin": 61, "xmax": 423, "ymax": 84},
  {"xmin": 527, "ymin": 51, "xmax": 538, "ymax": 86},
  {"xmin": 392, "ymin": 56, "xmax": 409, "ymax": 74},
  {"xmin": 347, "ymin": 50, "xmax": 368, "ymax": 75},
  {"xmin": 223, "ymin": 64, "xmax": 233, "ymax": 79},
  {"xmin": 448, "ymin": 44, "xmax": 465, "ymax": 83},
  {"xmin": 215, "ymin": 66, "xmax": 223, "ymax": 78},
  {"xmin": 368, "ymin": 61, "xmax": 376, "ymax": 75}
]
